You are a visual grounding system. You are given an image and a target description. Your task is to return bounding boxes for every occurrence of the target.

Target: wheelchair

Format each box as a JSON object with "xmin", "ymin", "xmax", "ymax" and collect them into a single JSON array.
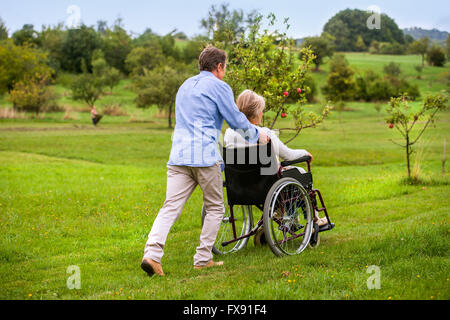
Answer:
[{"xmin": 201, "ymin": 141, "xmax": 334, "ymax": 257}]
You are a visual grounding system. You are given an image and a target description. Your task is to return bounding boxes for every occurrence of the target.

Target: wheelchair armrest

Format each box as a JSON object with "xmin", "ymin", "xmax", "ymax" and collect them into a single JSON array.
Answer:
[{"xmin": 280, "ymin": 155, "xmax": 312, "ymax": 168}]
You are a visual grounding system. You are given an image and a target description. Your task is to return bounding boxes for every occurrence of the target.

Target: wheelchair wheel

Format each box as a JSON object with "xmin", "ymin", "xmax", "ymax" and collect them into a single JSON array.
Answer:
[
  {"xmin": 201, "ymin": 204, "xmax": 253, "ymax": 255},
  {"xmin": 309, "ymin": 233, "xmax": 321, "ymax": 248},
  {"xmin": 253, "ymin": 228, "xmax": 267, "ymax": 246},
  {"xmin": 263, "ymin": 178, "xmax": 314, "ymax": 257}
]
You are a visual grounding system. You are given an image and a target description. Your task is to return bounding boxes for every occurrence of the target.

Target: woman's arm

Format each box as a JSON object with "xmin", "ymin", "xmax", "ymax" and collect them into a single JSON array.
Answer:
[{"xmin": 265, "ymin": 128, "xmax": 309, "ymax": 161}]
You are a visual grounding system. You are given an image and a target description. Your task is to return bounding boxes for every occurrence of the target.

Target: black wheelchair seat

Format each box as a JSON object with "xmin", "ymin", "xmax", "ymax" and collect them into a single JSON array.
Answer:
[{"xmin": 222, "ymin": 141, "xmax": 312, "ymax": 206}]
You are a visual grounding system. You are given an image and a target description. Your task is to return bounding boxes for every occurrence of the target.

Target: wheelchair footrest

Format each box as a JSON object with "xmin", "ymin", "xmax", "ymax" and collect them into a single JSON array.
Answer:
[{"xmin": 319, "ymin": 223, "xmax": 335, "ymax": 233}]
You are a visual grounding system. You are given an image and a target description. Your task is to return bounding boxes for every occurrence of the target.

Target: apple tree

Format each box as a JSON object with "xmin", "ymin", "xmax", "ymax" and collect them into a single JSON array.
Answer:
[
  {"xmin": 386, "ymin": 92, "xmax": 449, "ymax": 179},
  {"xmin": 218, "ymin": 13, "xmax": 331, "ymax": 144}
]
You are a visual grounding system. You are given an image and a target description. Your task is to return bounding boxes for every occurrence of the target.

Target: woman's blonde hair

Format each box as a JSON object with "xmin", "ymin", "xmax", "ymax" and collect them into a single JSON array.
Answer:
[{"xmin": 236, "ymin": 90, "xmax": 265, "ymax": 122}]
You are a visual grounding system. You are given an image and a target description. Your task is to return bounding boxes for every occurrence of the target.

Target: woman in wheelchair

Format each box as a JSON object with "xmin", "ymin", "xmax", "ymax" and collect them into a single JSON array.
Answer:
[{"xmin": 224, "ymin": 89, "xmax": 328, "ymax": 227}]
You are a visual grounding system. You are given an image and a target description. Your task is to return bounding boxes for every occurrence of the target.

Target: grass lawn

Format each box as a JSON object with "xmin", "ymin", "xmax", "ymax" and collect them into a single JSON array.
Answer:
[{"xmin": 0, "ymin": 53, "xmax": 449, "ymax": 300}]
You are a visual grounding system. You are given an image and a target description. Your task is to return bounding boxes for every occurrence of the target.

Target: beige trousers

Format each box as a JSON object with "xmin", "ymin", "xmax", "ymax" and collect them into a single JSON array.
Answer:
[{"xmin": 143, "ymin": 162, "xmax": 225, "ymax": 266}]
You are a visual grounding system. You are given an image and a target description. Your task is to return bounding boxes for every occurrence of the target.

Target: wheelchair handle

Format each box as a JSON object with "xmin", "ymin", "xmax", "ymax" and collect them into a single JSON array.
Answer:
[{"xmin": 280, "ymin": 156, "xmax": 312, "ymax": 172}]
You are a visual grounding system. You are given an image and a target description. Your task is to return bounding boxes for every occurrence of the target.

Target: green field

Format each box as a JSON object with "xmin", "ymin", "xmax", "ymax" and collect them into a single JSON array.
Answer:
[{"xmin": 0, "ymin": 53, "xmax": 449, "ymax": 300}]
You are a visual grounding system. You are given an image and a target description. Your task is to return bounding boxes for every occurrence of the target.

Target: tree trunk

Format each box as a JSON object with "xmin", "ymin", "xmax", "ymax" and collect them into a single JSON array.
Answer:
[
  {"xmin": 443, "ymin": 138, "xmax": 447, "ymax": 175},
  {"xmin": 406, "ymin": 134, "xmax": 411, "ymax": 178}
]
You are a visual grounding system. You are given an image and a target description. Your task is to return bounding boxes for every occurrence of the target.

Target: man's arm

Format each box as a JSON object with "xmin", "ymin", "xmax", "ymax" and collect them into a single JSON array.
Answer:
[{"xmin": 215, "ymin": 82, "xmax": 269, "ymax": 144}]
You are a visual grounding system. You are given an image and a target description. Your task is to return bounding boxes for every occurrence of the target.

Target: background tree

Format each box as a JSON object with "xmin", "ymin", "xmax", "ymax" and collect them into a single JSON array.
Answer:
[
  {"xmin": 9, "ymin": 74, "xmax": 57, "ymax": 115},
  {"xmin": 409, "ymin": 37, "xmax": 430, "ymax": 67},
  {"xmin": 61, "ymin": 25, "xmax": 102, "ymax": 73},
  {"xmin": 159, "ymin": 32, "xmax": 182, "ymax": 61},
  {"xmin": 91, "ymin": 49, "xmax": 122, "ymax": 94},
  {"xmin": 103, "ymin": 68, "xmax": 121, "ymax": 94},
  {"xmin": 426, "ymin": 45, "xmax": 446, "ymax": 67},
  {"xmin": 92, "ymin": 49, "xmax": 108, "ymax": 78},
  {"xmin": 0, "ymin": 40, "xmax": 53, "ymax": 94},
  {"xmin": 131, "ymin": 28, "xmax": 157, "ymax": 47},
  {"xmin": 201, "ymin": 2, "xmax": 258, "ymax": 47},
  {"xmin": 355, "ymin": 35, "xmax": 367, "ymax": 52},
  {"xmin": 383, "ymin": 62, "xmax": 402, "ymax": 78},
  {"xmin": 386, "ymin": 93, "xmax": 449, "ymax": 180},
  {"xmin": 182, "ymin": 36, "xmax": 207, "ymax": 64},
  {"xmin": 323, "ymin": 9, "xmax": 405, "ymax": 52},
  {"xmin": 300, "ymin": 34, "xmax": 335, "ymax": 71},
  {"xmin": 12, "ymin": 24, "xmax": 40, "ymax": 46},
  {"xmin": 383, "ymin": 62, "xmax": 420, "ymax": 100},
  {"xmin": 173, "ymin": 31, "xmax": 188, "ymax": 40},
  {"xmin": 101, "ymin": 19, "xmax": 133, "ymax": 74},
  {"xmin": 0, "ymin": 17, "xmax": 8, "ymax": 41},
  {"xmin": 37, "ymin": 24, "xmax": 66, "ymax": 72},
  {"xmin": 404, "ymin": 34, "xmax": 415, "ymax": 46},
  {"xmin": 133, "ymin": 61, "xmax": 192, "ymax": 128},
  {"xmin": 368, "ymin": 40, "xmax": 380, "ymax": 54},
  {"xmin": 354, "ymin": 63, "xmax": 420, "ymax": 102},
  {"xmin": 222, "ymin": 13, "xmax": 330, "ymax": 144},
  {"xmin": 96, "ymin": 20, "xmax": 108, "ymax": 35},
  {"xmin": 322, "ymin": 54, "xmax": 356, "ymax": 104},
  {"xmin": 71, "ymin": 61, "xmax": 104, "ymax": 108},
  {"xmin": 379, "ymin": 41, "xmax": 406, "ymax": 55},
  {"xmin": 125, "ymin": 44, "xmax": 164, "ymax": 77},
  {"xmin": 414, "ymin": 65, "xmax": 423, "ymax": 79},
  {"xmin": 92, "ymin": 50, "xmax": 121, "ymax": 93}
]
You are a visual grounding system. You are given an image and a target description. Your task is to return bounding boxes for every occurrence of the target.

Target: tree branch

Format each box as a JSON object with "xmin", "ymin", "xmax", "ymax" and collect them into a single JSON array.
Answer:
[
  {"xmin": 394, "ymin": 124, "xmax": 406, "ymax": 139},
  {"xmin": 283, "ymin": 125, "xmax": 304, "ymax": 144},
  {"xmin": 411, "ymin": 108, "xmax": 439, "ymax": 146},
  {"xmin": 278, "ymin": 123, "xmax": 316, "ymax": 132},
  {"xmin": 389, "ymin": 139, "xmax": 406, "ymax": 148},
  {"xmin": 270, "ymin": 111, "xmax": 280, "ymax": 130}
]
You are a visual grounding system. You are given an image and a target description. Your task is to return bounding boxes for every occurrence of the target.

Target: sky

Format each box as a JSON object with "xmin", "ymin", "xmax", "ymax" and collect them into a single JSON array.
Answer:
[{"xmin": 1, "ymin": 0, "xmax": 449, "ymax": 38}]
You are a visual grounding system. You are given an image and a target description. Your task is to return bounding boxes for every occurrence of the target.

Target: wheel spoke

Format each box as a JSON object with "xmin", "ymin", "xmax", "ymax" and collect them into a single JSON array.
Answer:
[{"xmin": 267, "ymin": 180, "xmax": 312, "ymax": 256}]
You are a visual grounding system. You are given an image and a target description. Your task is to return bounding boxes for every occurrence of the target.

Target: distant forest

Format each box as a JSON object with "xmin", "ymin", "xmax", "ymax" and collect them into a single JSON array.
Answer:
[
  {"xmin": 403, "ymin": 27, "xmax": 449, "ymax": 42},
  {"xmin": 294, "ymin": 9, "xmax": 449, "ymax": 54}
]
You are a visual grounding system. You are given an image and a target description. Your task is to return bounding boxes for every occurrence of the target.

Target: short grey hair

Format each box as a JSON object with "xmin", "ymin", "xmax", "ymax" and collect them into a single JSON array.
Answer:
[{"xmin": 236, "ymin": 90, "xmax": 265, "ymax": 121}]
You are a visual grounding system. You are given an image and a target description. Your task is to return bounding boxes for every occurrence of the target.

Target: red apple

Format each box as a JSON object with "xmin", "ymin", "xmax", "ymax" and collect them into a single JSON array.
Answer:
[
  {"xmin": 297, "ymin": 88, "xmax": 302, "ymax": 93},
  {"xmin": 281, "ymin": 113, "xmax": 287, "ymax": 118},
  {"xmin": 283, "ymin": 91, "xmax": 289, "ymax": 97},
  {"xmin": 389, "ymin": 123, "xmax": 394, "ymax": 129}
]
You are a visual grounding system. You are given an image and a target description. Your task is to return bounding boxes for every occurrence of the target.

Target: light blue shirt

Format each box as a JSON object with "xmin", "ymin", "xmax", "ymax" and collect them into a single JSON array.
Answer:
[{"xmin": 167, "ymin": 71, "xmax": 259, "ymax": 167}]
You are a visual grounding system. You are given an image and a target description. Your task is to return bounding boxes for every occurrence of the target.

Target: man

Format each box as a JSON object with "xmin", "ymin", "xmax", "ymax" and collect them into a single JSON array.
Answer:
[{"xmin": 141, "ymin": 45, "xmax": 269, "ymax": 276}]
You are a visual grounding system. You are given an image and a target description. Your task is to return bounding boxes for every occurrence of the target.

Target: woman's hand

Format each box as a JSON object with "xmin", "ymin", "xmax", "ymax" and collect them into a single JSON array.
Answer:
[{"xmin": 307, "ymin": 152, "xmax": 314, "ymax": 163}]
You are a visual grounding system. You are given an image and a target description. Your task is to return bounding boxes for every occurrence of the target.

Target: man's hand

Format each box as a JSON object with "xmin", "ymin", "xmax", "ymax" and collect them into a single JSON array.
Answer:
[
  {"xmin": 307, "ymin": 152, "xmax": 314, "ymax": 163},
  {"xmin": 258, "ymin": 130, "xmax": 270, "ymax": 144}
]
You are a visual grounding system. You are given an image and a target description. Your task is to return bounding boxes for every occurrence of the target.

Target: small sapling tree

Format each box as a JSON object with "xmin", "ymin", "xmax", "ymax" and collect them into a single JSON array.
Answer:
[{"xmin": 386, "ymin": 92, "xmax": 449, "ymax": 179}]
